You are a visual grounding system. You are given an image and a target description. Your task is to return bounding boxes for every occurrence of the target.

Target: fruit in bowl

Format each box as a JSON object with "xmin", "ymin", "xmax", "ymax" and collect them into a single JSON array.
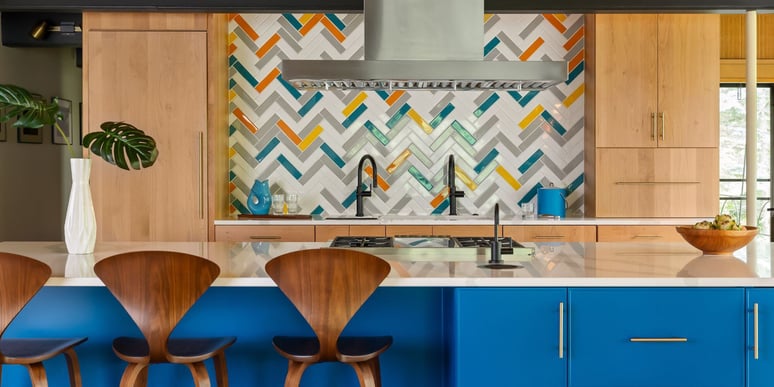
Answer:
[{"xmin": 675, "ymin": 215, "xmax": 758, "ymax": 255}]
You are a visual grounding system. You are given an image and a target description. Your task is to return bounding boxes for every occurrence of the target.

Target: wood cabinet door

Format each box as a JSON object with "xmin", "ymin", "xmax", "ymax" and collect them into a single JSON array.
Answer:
[
  {"xmin": 86, "ymin": 25, "xmax": 208, "ymax": 241},
  {"xmin": 503, "ymin": 225, "xmax": 597, "ymax": 242},
  {"xmin": 215, "ymin": 225, "xmax": 314, "ymax": 242},
  {"xmin": 747, "ymin": 289, "xmax": 774, "ymax": 387},
  {"xmin": 597, "ymin": 225, "xmax": 685, "ymax": 242},
  {"xmin": 657, "ymin": 14, "xmax": 720, "ymax": 148},
  {"xmin": 593, "ymin": 14, "xmax": 659, "ymax": 148},
  {"xmin": 595, "ymin": 148, "xmax": 718, "ymax": 217}
]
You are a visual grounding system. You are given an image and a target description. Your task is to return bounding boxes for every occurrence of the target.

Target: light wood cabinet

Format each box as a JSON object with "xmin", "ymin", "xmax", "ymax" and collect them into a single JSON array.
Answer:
[
  {"xmin": 589, "ymin": 14, "xmax": 719, "ymax": 148},
  {"xmin": 215, "ymin": 225, "xmax": 314, "ymax": 242},
  {"xmin": 503, "ymin": 225, "xmax": 596, "ymax": 242},
  {"xmin": 594, "ymin": 148, "xmax": 718, "ymax": 217},
  {"xmin": 83, "ymin": 13, "xmax": 228, "ymax": 241},
  {"xmin": 315, "ymin": 225, "xmax": 349, "ymax": 242},
  {"xmin": 597, "ymin": 225, "xmax": 685, "ymax": 242},
  {"xmin": 432, "ymin": 225, "xmax": 498, "ymax": 237},
  {"xmin": 385, "ymin": 225, "xmax": 434, "ymax": 236}
]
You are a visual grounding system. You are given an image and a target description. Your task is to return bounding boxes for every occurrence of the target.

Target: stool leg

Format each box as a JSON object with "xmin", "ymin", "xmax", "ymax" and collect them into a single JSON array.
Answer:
[
  {"xmin": 213, "ymin": 352, "xmax": 229, "ymax": 387},
  {"xmin": 25, "ymin": 362, "xmax": 49, "ymax": 387},
  {"xmin": 284, "ymin": 360, "xmax": 309, "ymax": 387},
  {"xmin": 350, "ymin": 359, "xmax": 381, "ymax": 387},
  {"xmin": 119, "ymin": 363, "xmax": 148, "ymax": 387},
  {"xmin": 63, "ymin": 348, "xmax": 83, "ymax": 387},
  {"xmin": 187, "ymin": 361, "xmax": 212, "ymax": 387}
]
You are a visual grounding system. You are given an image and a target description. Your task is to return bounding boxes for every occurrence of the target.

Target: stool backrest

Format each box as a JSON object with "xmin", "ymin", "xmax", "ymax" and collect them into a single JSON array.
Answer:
[
  {"xmin": 94, "ymin": 250, "xmax": 220, "ymax": 362},
  {"xmin": 0, "ymin": 253, "xmax": 51, "ymax": 338},
  {"xmin": 265, "ymin": 248, "xmax": 391, "ymax": 360}
]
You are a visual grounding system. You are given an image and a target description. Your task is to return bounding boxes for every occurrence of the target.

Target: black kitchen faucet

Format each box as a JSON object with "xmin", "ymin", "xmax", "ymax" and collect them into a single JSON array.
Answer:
[
  {"xmin": 356, "ymin": 154, "xmax": 377, "ymax": 217},
  {"xmin": 447, "ymin": 154, "xmax": 465, "ymax": 215}
]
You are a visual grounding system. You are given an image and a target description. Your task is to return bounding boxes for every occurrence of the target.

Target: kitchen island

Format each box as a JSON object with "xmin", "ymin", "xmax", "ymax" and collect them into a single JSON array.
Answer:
[{"xmin": 0, "ymin": 240, "xmax": 772, "ymax": 387}]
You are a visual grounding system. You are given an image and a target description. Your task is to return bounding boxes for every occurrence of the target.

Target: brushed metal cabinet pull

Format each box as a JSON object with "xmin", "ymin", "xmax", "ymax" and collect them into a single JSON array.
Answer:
[
  {"xmin": 651, "ymin": 112, "xmax": 657, "ymax": 141},
  {"xmin": 615, "ymin": 181, "xmax": 700, "ymax": 185},
  {"xmin": 659, "ymin": 111, "xmax": 666, "ymax": 141},
  {"xmin": 629, "ymin": 337, "xmax": 688, "ymax": 342},
  {"xmin": 559, "ymin": 302, "xmax": 564, "ymax": 359},
  {"xmin": 249, "ymin": 236, "xmax": 282, "ymax": 240},
  {"xmin": 755, "ymin": 303, "xmax": 759, "ymax": 360},
  {"xmin": 534, "ymin": 235, "xmax": 565, "ymax": 239},
  {"xmin": 198, "ymin": 132, "xmax": 205, "ymax": 219}
]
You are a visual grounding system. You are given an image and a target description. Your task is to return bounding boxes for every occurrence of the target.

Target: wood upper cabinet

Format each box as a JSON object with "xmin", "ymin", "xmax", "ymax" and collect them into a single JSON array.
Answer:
[
  {"xmin": 83, "ymin": 13, "xmax": 227, "ymax": 241},
  {"xmin": 589, "ymin": 14, "xmax": 719, "ymax": 148}
]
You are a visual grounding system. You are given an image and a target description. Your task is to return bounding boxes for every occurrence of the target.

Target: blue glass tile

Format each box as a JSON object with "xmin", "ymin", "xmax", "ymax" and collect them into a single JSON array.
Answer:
[
  {"xmin": 365, "ymin": 121, "xmax": 390, "ymax": 146},
  {"xmin": 566, "ymin": 61, "xmax": 584, "ymax": 85},
  {"xmin": 342, "ymin": 104, "xmax": 367, "ymax": 129},
  {"xmin": 474, "ymin": 94, "xmax": 499, "ymax": 118},
  {"xmin": 311, "ymin": 205, "xmax": 324, "ymax": 215},
  {"xmin": 325, "ymin": 14, "xmax": 346, "ymax": 31},
  {"xmin": 432, "ymin": 201, "xmax": 449, "ymax": 215},
  {"xmin": 228, "ymin": 55, "xmax": 237, "ymax": 67},
  {"xmin": 342, "ymin": 190, "xmax": 357, "ymax": 208},
  {"xmin": 255, "ymin": 137, "xmax": 280, "ymax": 163},
  {"xmin": 232, "ymin": 199, "xmax": 249, "ymax": 215},
  {"xmin": 541, "ymin": 110, "xmax": 567, "ymax": 136},
  {"xmin": 484, "ymin": 36, "xmax": 501, "ymax": 57},
  {"xmin": 278, "ymin": 154, "xmax": 303, "ymax": 180},
  {"xmin": 474, "ymin": 149, "xmax": 499, "ymax": 174},
  {"xmin": 409, "ymin": 166, "xmax": 433, "ymax": 191},
  {"xmin": 229, "ymin": 125, "xmax": 236, "ymax": 136},
  {"xmin": 229, "ymin": 79, "xmax": 237, "ymax": 89},
  {"xmin": 430, "ymin": 103, "xmax": 455, "ymax": 128},
  {"xmin": 567, "ymin": 174, "xmax": 584, "ymax": 194},
  {"xmin": 233, "ymin": 60, "xmax": 259, "ymax": 88},
  {"xmin": 518, "ymin": 184, "xmax": 542, "ymax": 205},
  {"xmin": 298, "ymin": 91, "xmax": 323, "ymax": 117},
  {"xmin": 518, "ymin": 149, "xmax": 544, "ymax": 174},
  {"xmin": 229, "ymin": 171, "xmax": 236, "ymax": 181},
  {"xmin": 277, "ymin": 74, "xmax": 302, "ymax": 100},
  {"xmin": 386, "ymin": 103, "xmax": 411, "ymax": 129},
  {"xmin": 508, "ymin": 90, "xmax": 538, "ymax": 107},
  {"xmin": 282, "ymin": 14, "xmax": 303, "ymax": 30},
  {"xmin": 451, "ymin": 120, "xmax": 476, "ymax": 145},
  {"xmin": 376, "ymin": 90, "xmax": 390, "ymax": 100},
  {"xmin": 321, "ymin": 143, "xmax": 346, "ymax": 168}
]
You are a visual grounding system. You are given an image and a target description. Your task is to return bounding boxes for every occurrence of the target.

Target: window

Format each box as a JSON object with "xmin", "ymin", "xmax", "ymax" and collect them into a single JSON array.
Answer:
[{"xmin": 719, "ymin": 84, "xmax": 772, "ymax": 237}]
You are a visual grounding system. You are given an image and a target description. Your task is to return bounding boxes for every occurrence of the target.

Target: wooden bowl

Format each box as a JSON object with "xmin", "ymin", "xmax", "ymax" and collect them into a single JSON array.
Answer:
[{"xmin": 675, "ymin": 226, "xmax": 759, "ymax": 255}]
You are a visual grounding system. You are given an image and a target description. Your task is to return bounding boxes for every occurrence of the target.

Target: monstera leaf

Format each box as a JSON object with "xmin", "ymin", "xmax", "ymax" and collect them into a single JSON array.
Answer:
[
  {"xmin": 0, "ymin": 84, "xmax": 61, "ymax": 129},
  {"xmin": 82, "ymin": 121, "xmax": 159, "ymax": 171}
]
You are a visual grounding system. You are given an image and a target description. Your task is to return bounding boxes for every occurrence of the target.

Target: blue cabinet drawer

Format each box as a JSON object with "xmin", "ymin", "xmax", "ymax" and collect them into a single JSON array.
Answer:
[{"xmin": 569, "ymin": 288, "xmax": 744, "ymax": 387}]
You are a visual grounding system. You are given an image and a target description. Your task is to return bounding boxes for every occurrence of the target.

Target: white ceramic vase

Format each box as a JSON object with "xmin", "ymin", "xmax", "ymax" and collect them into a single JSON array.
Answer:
[{"xmin": 64, "ymin": 158, "xmax": 97, "ymax": 254}]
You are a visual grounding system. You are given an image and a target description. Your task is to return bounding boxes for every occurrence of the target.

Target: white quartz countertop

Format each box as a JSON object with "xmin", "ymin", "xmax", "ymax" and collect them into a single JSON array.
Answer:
[
  {"xmin": 2, "ymin": 239, "xmax": 772, "ymax": 287},
  {"xmin": 215, "ymin": 215, "xmax": 708, "ymax": 226}
]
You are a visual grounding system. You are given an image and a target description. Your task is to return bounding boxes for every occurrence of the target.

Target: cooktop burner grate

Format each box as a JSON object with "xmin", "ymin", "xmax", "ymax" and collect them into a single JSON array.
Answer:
[
  {"xmin": 453, "ymin": 236, "xmax": 518, "ymax": 254},
  {"xmin": 329, "ymin": 236, "xmax": 394, "ymax": 248}
]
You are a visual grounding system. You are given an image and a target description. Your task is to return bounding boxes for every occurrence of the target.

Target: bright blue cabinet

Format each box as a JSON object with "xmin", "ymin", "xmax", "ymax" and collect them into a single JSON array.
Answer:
[
  {"xmin": 747, "ymin": 289, "xmax": 774, "ymax": 387},
  {"xmin": 569, "ymin": 288, "xmax": 745, "ymax": 387},
  {"xmin": 449, "ymin": 288, "xmax": 567, "ymax": 387}
]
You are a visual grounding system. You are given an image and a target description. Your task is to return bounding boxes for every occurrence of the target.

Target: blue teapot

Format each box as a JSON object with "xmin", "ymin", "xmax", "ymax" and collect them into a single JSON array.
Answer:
[{"xmin": 247, "ymin": 179, "xmax": 272, "ymax": 215}]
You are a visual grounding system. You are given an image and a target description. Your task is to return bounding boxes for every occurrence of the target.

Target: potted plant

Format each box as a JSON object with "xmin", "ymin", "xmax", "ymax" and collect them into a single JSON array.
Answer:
[{"xmin": 0, "ymin": 83, "xmax": 159, "ymax": 253}]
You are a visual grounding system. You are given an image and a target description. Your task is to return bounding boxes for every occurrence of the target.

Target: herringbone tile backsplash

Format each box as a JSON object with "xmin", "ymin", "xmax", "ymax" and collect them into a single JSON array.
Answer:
[{"xmin": 228, "ymin": 13, "xmax": 585, "ymax": 217}]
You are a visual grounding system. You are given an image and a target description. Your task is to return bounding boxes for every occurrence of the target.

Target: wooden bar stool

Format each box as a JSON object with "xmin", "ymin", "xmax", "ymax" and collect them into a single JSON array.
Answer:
[
  {"xmin": 265, "ymin": 248, "xmax": 392, "ymax": 387},
  {"xmin": 0, "ymin": 252, "xmax": 87, "ymax": 387},
  {"xmin": 94, "ymin": 250, "xmax": 236, "ymax": 387}
]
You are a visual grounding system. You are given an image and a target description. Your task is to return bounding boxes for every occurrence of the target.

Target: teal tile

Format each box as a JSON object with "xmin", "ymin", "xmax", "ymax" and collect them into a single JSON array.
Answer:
[
  {"xmin": 474, "ymin": 149, "xmax": 499, "ymax": 174},
  {"xmin": 342, "ymin": 104, "xmax": 367, "ymax": 128},
  {"xmin": 451, "ymin": 120, "xmax": 476, "ymax": 145},
  {"xmin": 282, "ymin": 14, "xmax": 303, "ymax": 30},
  {"xmin": 484, "ymin": 36, "xmax": 501, "ymax": 56},
  {"xmin": 518, "ymin": 150, "xmax": 544, "ymax": 174},
  {"xmin": 232, "ymin": 60, "xmax": 258, "ymax": 88},
  {"xmin": 298, "ymin": 91, "xmax": 323, "ymax": 116},
  {"xmin": 541, "ymin": 110, "xmax": 566, "ymax": 136},
  {"xmin": 365, "ymin": 121, "xmax": 390, "ymax": 146},
  {"xmin": 409, "ymin": 166, "xmax": 433, "ymax": 191},
  {"xmin": 430, "ymin": 103, "xmax": 455, "ymax": 128},
  {"xmin": 277, "ymin": 74, "xmax": 302, "ymax": 100},
  {"xmin": 321, "ymin": 143, "xmax": 346, "ymax": 168},
  {"xmin": 325, "ymin": 14, "xmax": 346, "ymax": 30},
  {"xmin": 387, "ymin": 103, "xmax": 411, "ymax": 129},
  {"xmin": 474, "ymin": 94, "xmax": 499, "ymax": 118},
  {"xmin": 255, "ymin": 137, "xmax": 280, "ymax": 163},
  {"xmin": 278, "ymin": 154, "xmax": 303, "ymax": 180}
]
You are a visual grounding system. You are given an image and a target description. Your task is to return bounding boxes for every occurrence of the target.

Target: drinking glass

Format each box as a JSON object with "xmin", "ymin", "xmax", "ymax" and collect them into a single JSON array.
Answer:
[
  {"xmin": 271, "ymin": 194, "xmax": 285, "ymax": 215},
  {"xmin": 521, "ymin": 202, "xmax": 535, "ymax": 219},
  {"xmin": 285, "ymin": 193, "xmax": 300, "ymax": 214}
]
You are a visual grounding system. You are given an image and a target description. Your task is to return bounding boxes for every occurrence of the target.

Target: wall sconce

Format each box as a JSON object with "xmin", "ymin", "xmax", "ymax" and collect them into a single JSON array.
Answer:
[{"xmin": 29, "ymin": 20, "xmax": 82, "ymax": 40}]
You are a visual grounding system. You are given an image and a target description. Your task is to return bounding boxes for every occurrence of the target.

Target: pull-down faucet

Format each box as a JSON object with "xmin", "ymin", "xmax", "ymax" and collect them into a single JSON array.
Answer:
[
  {"xmin": 356, "ymin": 155, "xmax": 378, "ymax": 217},
  {"xmin": 447, "ymin": 155, "xmax": 465, "ymax": 215}
]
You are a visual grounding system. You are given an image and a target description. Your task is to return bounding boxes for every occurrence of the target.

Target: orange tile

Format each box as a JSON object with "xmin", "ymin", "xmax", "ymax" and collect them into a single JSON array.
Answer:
[
  {"xmin": 321, "ymin": 17, "xmax": 346, "ymax": 43},
  {"xmin": 563, "ymin": 25, "xmax": 584, "ymax": 51},
  {"xmin": 234, "ymin": 15, "xmax": 259, "ymax": 41},
  {"xmin": 385, "ymin": 90, "xmax": 405, "ymax": 106},
  {"xmin": 256, "ymin": 33, "xmax": 280, "ymax": 58},
  {"xmin": 299, "ymin": 14, "xmax": 323, "ymax": 36},
  {"xmin": 569, "ymin": 49, "xmax": 584, "ymax": 71},
  {"xmin": 277, "ymin": 120, "xmax": 302, "ymax": 145},
  {"xmin": 256, "ymin": 68, "xmax": 280, "ymax": 92},
  {"xmin": 543, "ymin": 14, "xmax": 567, "ymax": 33},
  {"xmin": 519, "ymin": 37, "xmax": 544, "ymax": 61},
  {"xmin": 233, "ymin": 108, "xmax": 259, "ymax": 134},
  {"xmin": 430, "ymin": 187, "xmax": 450, "ymax": 208}
]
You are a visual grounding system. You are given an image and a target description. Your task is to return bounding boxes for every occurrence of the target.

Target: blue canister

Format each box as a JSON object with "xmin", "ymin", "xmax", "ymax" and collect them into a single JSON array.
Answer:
[{"xmin": 537, "ymin": 186, "xmax": 567, "ymax": 218}]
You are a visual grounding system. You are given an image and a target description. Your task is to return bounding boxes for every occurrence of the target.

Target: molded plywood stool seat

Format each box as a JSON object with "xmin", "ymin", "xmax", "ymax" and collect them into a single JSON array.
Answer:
[
  {"xmin": 0, "ymin": 252, "xmax": 87, "ymax": 387},
  {"xmin": 265, "ymin": 248, "xmax": 392, "ymax": 387},
  {"xmin": 94, "ymin": 251, "xmax": 236, "ymax": 387}
]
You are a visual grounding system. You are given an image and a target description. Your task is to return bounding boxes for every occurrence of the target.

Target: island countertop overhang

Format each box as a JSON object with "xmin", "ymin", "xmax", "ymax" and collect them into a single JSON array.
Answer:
[{"xmin": 1, "ymin": 240, "xmax": 771, "ymax": 287}]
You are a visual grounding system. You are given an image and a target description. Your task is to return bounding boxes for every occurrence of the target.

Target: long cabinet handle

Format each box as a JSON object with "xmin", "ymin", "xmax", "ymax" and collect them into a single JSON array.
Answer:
[
  {"xmin": 659, "ymin": 111, "xmax": 666, "ymax": 141},
  {"xmin": 559, "ymin": 302, "xmax": 564, "ymax": 359},
  {"xmin": 249, "ymin": 236, "xmax": 282, "ymax": 240},
  {"xmin": 198, "ymin": 131, "xmax": 205, "ymax": 220},
  {"xmin": 534, "ymin": 235, "xmax": 566, "ymax": 239},
  {"xmin": 633, "ymin": 235, "xmax": 663, "ymax": 239},
  {"xmin": 755, "ymin": 303, "xmax": 759, "ymax": 360},
  {"xmin": 629, "ymin": 337, "xmax": 688, "ymax": 343},
  {"xmin": 651, "ymin": 112, "xmax": 657, "ymax": 141},
  {"xmin": 615, "ymin": 181, "xmax": 700, "ymax": 185}
]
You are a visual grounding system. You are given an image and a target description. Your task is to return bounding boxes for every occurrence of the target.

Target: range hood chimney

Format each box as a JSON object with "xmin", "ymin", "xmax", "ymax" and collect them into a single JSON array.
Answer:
[{"xmin": 281, "ymin": 0, "xmax": 567, "ymax": 91}]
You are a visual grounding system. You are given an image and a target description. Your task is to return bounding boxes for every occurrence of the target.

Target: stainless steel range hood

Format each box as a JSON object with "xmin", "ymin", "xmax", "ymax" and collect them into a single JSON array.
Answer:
[{"xmin": 281, "ymin": 0, "xmax": 567, "ymax": 91}]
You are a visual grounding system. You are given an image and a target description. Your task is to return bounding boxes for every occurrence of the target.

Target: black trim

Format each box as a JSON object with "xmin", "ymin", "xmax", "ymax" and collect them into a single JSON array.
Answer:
[{"xmin": 1, "ymin": 0, "xmax": 774, "ymax": 12}]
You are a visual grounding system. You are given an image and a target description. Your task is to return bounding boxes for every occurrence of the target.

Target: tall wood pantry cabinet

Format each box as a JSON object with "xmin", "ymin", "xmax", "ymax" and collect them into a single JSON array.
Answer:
[
  {"xmin": 585, "ymin": 14, "xmax": 720, "ymax": 217},
  {"xmin": 83, "ymin": 13, "xmax": 228, "ymax": 241}
]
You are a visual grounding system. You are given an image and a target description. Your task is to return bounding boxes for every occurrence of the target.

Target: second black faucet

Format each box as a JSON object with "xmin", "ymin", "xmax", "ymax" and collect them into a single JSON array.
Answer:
[
  {"xmin": 356, "ymin": 155, "xmax": 378, "ymax": 217},
  {"xmin": 447, "ymin": 154, "xmax": 465, "ymax": 215}
]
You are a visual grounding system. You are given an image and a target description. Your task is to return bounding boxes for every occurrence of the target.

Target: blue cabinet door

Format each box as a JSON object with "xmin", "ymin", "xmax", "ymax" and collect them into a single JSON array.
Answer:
[
  {"xmin": 449, "ymin": 288, "xmax": 567, "ymax": 387},
  {"xmin": 569, "ymin": 288, "xmax": 744, "ymax": 387},
  {"xmin": 747, "ymin": 288, "xmax": 774, "ymax": 386}
]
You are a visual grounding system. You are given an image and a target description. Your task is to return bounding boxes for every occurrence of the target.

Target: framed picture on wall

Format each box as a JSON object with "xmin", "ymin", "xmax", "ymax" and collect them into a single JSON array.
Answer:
[
  {"xmin": 17, "ymin": 125, "xmax": 43, "ymax": 144},
  {"xmin": 52, "ymin": 97, "xmax": 73, "ymax": 145}
]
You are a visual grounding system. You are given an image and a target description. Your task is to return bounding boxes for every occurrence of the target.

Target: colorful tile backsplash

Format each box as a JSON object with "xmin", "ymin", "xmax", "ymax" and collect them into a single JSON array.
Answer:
[{"xmin": 228, "ymin": 13, "xmax": 584, "ymax": 217}]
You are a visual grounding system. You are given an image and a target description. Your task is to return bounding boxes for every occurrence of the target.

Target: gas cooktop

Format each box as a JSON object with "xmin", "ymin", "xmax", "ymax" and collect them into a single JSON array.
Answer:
[{"xmin": 329, "ymin": 235, "xmax": 522, "ymax": 255}]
